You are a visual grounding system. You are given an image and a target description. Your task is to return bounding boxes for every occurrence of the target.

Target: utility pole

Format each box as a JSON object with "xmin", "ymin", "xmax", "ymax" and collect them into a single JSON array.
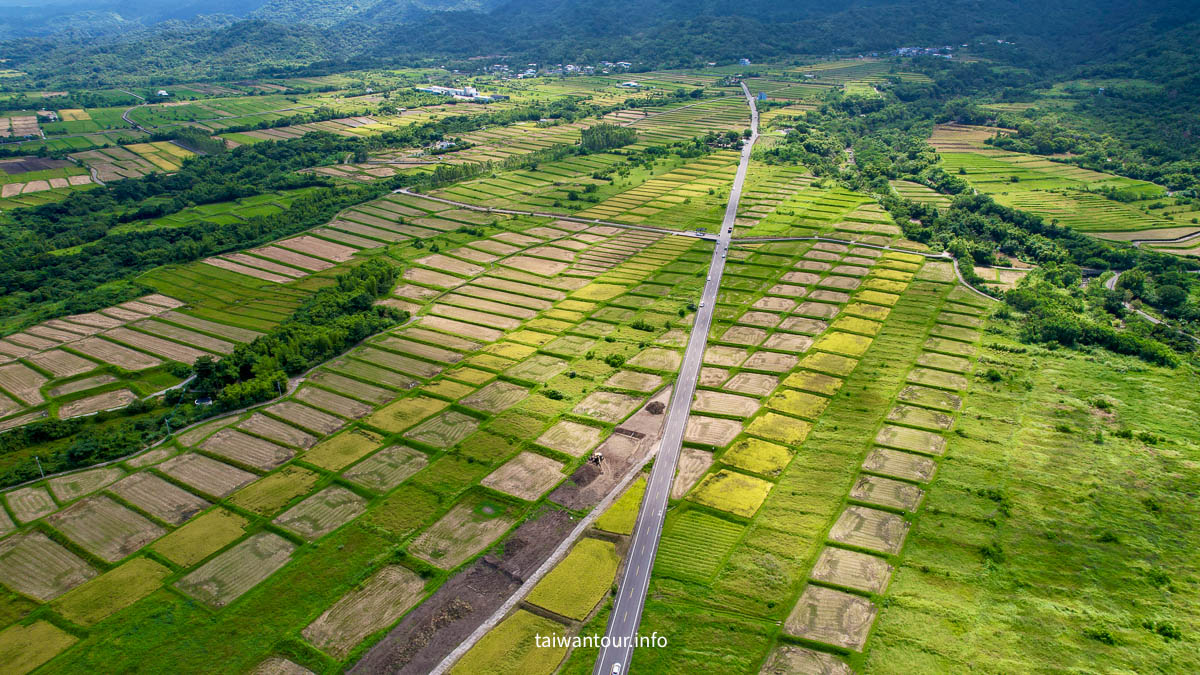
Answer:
[{"xmin": 35, "ymin": 456, "xmax": 44, "ymax": 479}]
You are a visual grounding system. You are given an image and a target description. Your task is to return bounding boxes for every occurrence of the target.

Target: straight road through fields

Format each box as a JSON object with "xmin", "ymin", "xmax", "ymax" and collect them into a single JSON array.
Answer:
[{"xmin": 593, "ymin": 82, "xmax": 759, "ymax": 675}]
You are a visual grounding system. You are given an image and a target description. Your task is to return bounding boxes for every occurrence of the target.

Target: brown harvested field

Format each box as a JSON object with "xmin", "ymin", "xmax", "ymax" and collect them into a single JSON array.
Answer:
[
  {"xmin": 474, "ymin": 277, "xmax": 565, "ymax": 301},
  {"xmin": 763, "ymin": 333, "xmax": 812, "ymax": 353},
  {"xmin": 265, "ymin": 401, "xmax": 346, "ymax": 435},
  {"xmin": 720, "ymin": 325, "xmax": 767, "ymax": 346},
  {"xmin": 25, "ymin": 350, "xmax": 97, "ymax": 378},
  {"xmin": 793, "ymin": 301, "xmax": 841, "ymax": 319},
  {"xmin": 761, "ymin": 646, "xmax": 854, "ymax": 675},
  {"xmin": 470, "ymin": 240, "xmax": 521, "ymax": 256},
  {"xmin": 237, "ymin": 413, "xmax": 317, "ymax": 448},
  {"xmin": 138, "ymin": 294, "xmax": 184, "ymax": 309},
  {"xmin": 784, "ymin": 584, "xmax": 877, "ymax": 651},
  {"xmin": 44, "ymin": 320, "xmax": 101, "ymax": 336},
  {"xmin": 294, "ymin": 386, "xmax": 372, "ymax": 419},
  {"xmin": 6, "ymin": 485, "xmax": 57, "ymax": 523},
  {"xmin": 0, "ymin": 532, "xmax": 97, "ymax": 602},
  {"xmin": 220, "ymin": 253, "xmax": 305, "ymax": 279},
  {"xmin": 404, "ymin": 411, "xmax": 479, "ymax": 448},
  {"xmin": 501, "ymin": 255, "xmax": 569, "ymax": 277},
  {"xmin": 481, "ymin": 452, "xmax": 565, "ymax": 501},
  {"xmin": 443, "ymin": 294, "xmax": 538, "ymax": 320},
  {"xmin": 158, "ymin": 453, "xmax": 258, "ymax": 498},
  {"xmin": 409, "ymin": 501, "xmax": 516, "ymax": 570},
  {"xmin": 683, "ymin": 415, "xmax": 743, "ymax": 447},
  {"xmin": 0, "ymin": 391, "xmax": 20, "ymax": 418},
  {"xmin": 743, "ymin": 351, "xmax": 799, "ymax": 373},
  {"xmin": 692, "ymin": 390, "xmax": 761, "ymax": 418},
  {"xmin": 810, "ymin": 546, "xmax": 893, "ymax": 594},
  {"xmin": 415, "ymin": 254, "xmax": 484, "ymax": 278},
  {"xmin": 108, "ymin": 472, "xmax": 209, "ymax": 525},
  {"xmin": 176, "ymin": 416, "xmax": 236, "ymax": 447},
  {"xmin": 753, "ymin": 296, "xmax": 796, "ymax": 312},
  {"xmin": 134, "ymin": 321, "xmax": 234, "ymax": 354},
  {"xmin": 404, "ymin": 267, "xmax": 464, "ymax": 289},
  {"xmin": 459, "ymin": 381, "xmax": 529, "ymax": 414},
  {"xmin": 0, "ymin": 363, "xmax": 46, "ymax": 405},
  {"xmin": 250, "ymin": 246, "xmax": 333, "ymax": 271},
  {"xmin": 376, "ymin": 337, "xmax": 463, "ymax": 364},
  {"xmin": 58, "ymin": 389, "xmax": 138, "ymax": 418},
  {"xmin": 103, "ymin": 327, "xmax": 211, "ymax": 364},
  {"xmin": 699, "ymin": 367, "xmax": 728, "ymax": 387},
  {"xmin": 277, "ymin": 235, "xmax": 358, "ymax": 262},
  {"xmin": 330, "ymin": 358, "xmax": 419, "ymax": 390},
  {"xmin": 766, "ymin": 284, "xmax": 808, "ymax": 298},
  {"xmin": 493, "ymin": 231, "xmax": 541, "ymax": 247},
  {"xmin": 6, "ymin": 333, "xmax": 58, "ymax": 350},
  {"xmin": 703, "ymin": 345, "xmax": 748, "ymax": 368},
  {"xmin": 535, "ymin": 420, "xmax": 604, "ymax": 457},
  {"xmin": 723, "ymin": 372, "xmax": 778, "ymax": 396},
  {"xmin": 342, "ymin": 445, "xmax": 428, "ymax": 493},
  {"xmin": 158, "ymin": 311, "xmax": 263, "ymax": 343},
  {"xmin": 850, "ymin": 474, "xmax": 924, "ymax": 511},
  {"xmin": 202, "ymin": 257, "xmax": 291, "ymax": 283},
  {"xmin": 861, "ymin": 447, "xmax": 936, "ymax": 483},
  {"xmin": 175, "ymin": 532, "xmax": 296, "ymax": 607},
  {"xmin": 303, "ymin": 565, "xmax": 426, "ymax": 658},
  {"xmin": 670, "ymin": 447, "xmax": 713, "ymax": 499},
  {"xmin": 45, "ymin": 496, "xmax": 166, "ymax": 563},
  {"xmin": 357, "ymin": 347, "xmax": 444, "ymax": 379},
  {"xmin": 572, "ymin": 391, "xmax": 644, "ymax": 423},
  {"xmin": 201, "ymin": 428, "xmax": 295, "ymax": 471},
  {"xmin": 430, "ymin": 305, "xmax": 521, "ymax": 331},
  {"xmin": 309, "ymin": 371, "xmax": 395, "ymax": 405},
  {"xmin": 274, "ymin": 486, "xmax": 367, "ymax": 541},
  {"xmin": 71, "ymin": 337, "xmax": 162, "ymax": 370},
  {"xmin": 737, "ymin": 311, "xmax": 783, "ymax": 328},
  {"xmin": 47, "ymin": 466, "xmax": 124, "ymax": 502},
  {"xmin": 874, "ymin": 424, "xmax": 947, "ymax": 456},
  {"xmin": 48, "ymin": 375, "xmax": 117, "ymax": 399},
  {"xmin": 604, "ymin": 370, "xmax": 664, "ymax": 392},
  {"xmin": 828, "ymin": 505, "xmax": 910, "ymax": 555}
]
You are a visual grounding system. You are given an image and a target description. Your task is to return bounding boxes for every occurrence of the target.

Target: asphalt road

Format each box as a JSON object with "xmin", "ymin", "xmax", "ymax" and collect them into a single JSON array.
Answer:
[{"xmin": 593, "ymin": 82, "xmax": 758, "ymax": 675}]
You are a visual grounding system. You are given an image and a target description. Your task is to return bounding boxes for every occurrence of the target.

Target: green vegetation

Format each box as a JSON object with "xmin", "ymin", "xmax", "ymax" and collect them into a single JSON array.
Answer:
[
  {"xmin": 579, "ymin": 123, "xmax": 638, "ymax": 151},
  {"xmin": 195, "ymin": 258, "xmax": 404, "ymax": 408}
]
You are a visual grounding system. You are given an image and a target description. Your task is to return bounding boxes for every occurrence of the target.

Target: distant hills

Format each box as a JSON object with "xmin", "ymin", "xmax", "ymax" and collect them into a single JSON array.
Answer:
[{"xmin": 1, "ymin": 0, "xmax": 1198, "ymax": 86}]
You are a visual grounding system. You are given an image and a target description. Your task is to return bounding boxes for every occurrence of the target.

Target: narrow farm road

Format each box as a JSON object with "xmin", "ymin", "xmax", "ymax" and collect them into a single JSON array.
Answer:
[{"xmin": 593, "ymin": 81, "xmax": 758, "ymax": 675}]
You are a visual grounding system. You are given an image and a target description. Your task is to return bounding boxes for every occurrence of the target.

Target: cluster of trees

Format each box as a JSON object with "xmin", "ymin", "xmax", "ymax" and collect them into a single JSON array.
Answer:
[
  {"xmin": 151, "ymin": 126, "xmax": 227, "ymax": 155},
  {"xmin": 580, "ymin": 123, "xmax": 638, "ymax": 151},
  {"xmin": 193, "ymin": 258, "xmax": 403, "ymax": 409}
]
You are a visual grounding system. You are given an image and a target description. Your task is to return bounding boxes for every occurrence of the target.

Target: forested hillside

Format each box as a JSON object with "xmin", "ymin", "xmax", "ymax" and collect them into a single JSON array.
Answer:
[{"xmin": 3, "ymin": 0, "xmax": 1200, "ymax": 86}]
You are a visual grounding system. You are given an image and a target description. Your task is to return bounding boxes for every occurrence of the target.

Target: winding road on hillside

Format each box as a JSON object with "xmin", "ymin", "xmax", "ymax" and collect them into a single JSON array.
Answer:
[{"xmin": 593, "ymin": 81, "xmax": 757, "ymax": 675}]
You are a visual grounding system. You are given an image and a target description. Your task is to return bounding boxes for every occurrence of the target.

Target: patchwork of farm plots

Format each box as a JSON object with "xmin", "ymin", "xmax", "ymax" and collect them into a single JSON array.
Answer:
[
  {"xmin": 70, "ymin": 142, "xmax": 195, "ymax": 181},
  {"xmin": 220, "ymin": 104, "xmax": 496, "ymax": 146},
  {"xmin": 0, "ymin": 211, "xmax": 727, "ymax": 673},
  {"xmin": 0, "ymin": 156, "xmax": 93, "ymax": 204},
  {"xmin": 738, "ymin": 170, "xmax": 909, "ymax": 245},
  {"xmin": 930, "ymin": 124, "xmax": 1177, "ymax": 236},
  {"xmin": 612, "ymin": 95, "xmax": 750, "ymax": 148},
  {"xmin": 380, "ymin": 119, "xmax": 594, "ymax": 167},
  {"xmin": 552, "ymin": 242, "xmax": 993, "ymax": 673},
  {"xmin": 430, "ymin": 150, "xmax": 742, "ymax": 232},
  {"xmin": 0, "ymin": 291, "xmax": 279, "ymax": 436}
]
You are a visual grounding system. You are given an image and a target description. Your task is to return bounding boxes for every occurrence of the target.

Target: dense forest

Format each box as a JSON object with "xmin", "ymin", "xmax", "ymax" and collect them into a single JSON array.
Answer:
[{"xmin": 2, "ymin": 0, "xmax": 1199, "ymax": 86}]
